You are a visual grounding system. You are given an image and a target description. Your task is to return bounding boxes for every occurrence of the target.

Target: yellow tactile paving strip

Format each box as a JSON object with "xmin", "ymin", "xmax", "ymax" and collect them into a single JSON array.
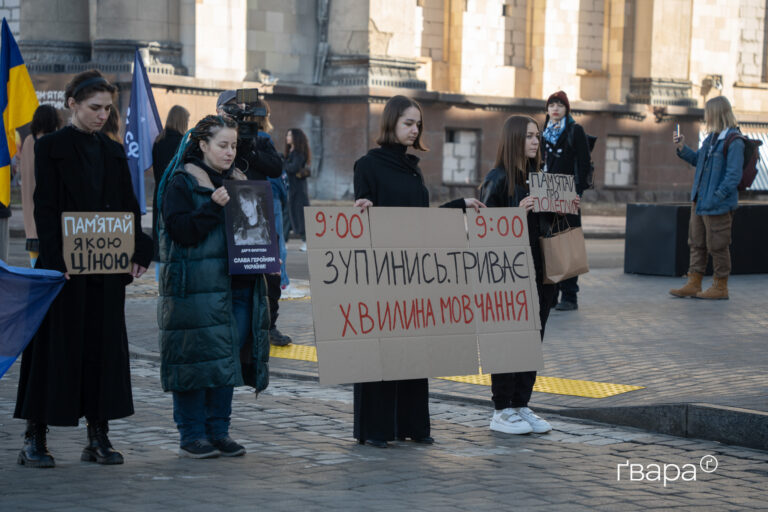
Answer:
[
  {"xmin": 437, "ymin": 374, "xmax": 644, "ymax": 399},
  {"xmin": 270, "ymin": 343, "xmax": 319, "ymax": 362},
  {"xmin": 269, "ymin": 344, "xmax": 645, "ymax": 399}
]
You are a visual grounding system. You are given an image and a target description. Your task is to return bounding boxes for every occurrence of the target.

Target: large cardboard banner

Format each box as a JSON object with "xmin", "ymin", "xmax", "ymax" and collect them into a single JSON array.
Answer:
[
  {"xmin": 61, "ymin": 212, "xmax": 135, "ymax": 275},
  {"xmin": 306, "ymin": 206, "xmax": 544, "ymax": 385},
  {"xmin": 223, "ymin": 181, "xmax": 280, "ymax": 274},
  {"xmin": 529, "ymin": 172, "xmax": 579, "ymax": 215}
]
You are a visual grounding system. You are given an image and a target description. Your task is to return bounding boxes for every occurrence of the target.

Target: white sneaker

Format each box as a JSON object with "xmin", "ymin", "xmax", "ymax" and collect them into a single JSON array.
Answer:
[
  {"xmin": 516, "ymin": 407, "xmax": 552, "ymax": 433},
  {"xmin": 300, "ymin": 242, "xmax": 307, "ymax": 252},
  {"xmin": 489, "ymin": 408, "xmax": 533, "ymax": 434}
]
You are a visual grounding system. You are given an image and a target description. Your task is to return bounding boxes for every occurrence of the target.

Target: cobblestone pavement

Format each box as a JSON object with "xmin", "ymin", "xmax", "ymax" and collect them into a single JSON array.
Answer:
[
  {"xmin": 123, "ymin": 264, "xmax": 768, "ymax": 414},
  {"xmin": 1, "ymin": 359, "xmax": 767, "ymax": 511},
  {"xmin": 3, "ymin": 231, "xmax": 768, "ymax": 510}
]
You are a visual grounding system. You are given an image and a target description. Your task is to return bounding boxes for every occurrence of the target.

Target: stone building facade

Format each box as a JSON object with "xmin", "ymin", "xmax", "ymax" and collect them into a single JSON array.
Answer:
[{"xmin": 17, "ymin": 0, "xmax": 768, "ymax": 203}]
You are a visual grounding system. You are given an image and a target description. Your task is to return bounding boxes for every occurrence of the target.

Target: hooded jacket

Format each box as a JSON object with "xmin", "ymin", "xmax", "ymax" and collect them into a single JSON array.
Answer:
[
  {"xmin": 157, "ymin": 161, "xmax": 270, "ymax": 393},
  {"xmin": 677, "ymin": 128, "xmax": 743, "ymax": 216}
]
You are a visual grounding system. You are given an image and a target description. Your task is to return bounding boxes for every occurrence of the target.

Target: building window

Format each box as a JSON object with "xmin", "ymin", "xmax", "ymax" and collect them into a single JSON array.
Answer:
[
  {"xmin": 604, "ymin": 136, "xmax": 637, "ymax": 187},
  {"xmin": 577, "ymin": 0, "xmax": 605, "ymax": 71},
  {"xmin": 443, "ymin": 129, "xmax": 480, "ymax": 185},
  {"xmin": 503, "ymin": 0, "xmax": 527, "ymax": 67}
]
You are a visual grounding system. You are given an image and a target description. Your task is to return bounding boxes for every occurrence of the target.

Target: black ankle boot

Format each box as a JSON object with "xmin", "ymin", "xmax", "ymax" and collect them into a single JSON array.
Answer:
[
  {"xmin": 81, "ymin": 420, "xmax": 124, "ymax": 465},
  {"xmin": 18, "ymin": 421, "xmax": 55, "ymax": 468}
]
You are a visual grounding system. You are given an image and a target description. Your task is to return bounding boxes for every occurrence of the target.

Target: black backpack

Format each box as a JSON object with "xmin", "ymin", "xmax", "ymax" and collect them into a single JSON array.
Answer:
[
  {"xmin": 567, "ymin": 124, "xmax": 597, "ymax": 191},
  {"xmin": 723, "ymin": 131, "xmax": 763, "ymax": 191}
]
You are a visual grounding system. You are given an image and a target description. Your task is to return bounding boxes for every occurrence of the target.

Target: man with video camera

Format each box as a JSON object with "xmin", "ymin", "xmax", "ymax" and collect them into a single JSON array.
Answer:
[
  {"xmin": 216, "ymin": 90, "xmax": 293, "ymax": 347},
  {"xmin": 216, "ymin": 89, "xmax": 282, "ymax": 180}
]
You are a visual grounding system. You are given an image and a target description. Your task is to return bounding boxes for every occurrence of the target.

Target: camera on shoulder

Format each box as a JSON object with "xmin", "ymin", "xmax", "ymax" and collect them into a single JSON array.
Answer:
[{"xmin": 221, "ymin": 88, "xmax": 267, "ymax": 140}]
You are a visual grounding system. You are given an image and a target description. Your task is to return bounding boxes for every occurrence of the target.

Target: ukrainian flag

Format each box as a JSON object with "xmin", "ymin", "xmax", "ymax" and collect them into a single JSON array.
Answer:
[{"xmin": 0, "ymin": 18, "xmax": 38, "ymax": 208}]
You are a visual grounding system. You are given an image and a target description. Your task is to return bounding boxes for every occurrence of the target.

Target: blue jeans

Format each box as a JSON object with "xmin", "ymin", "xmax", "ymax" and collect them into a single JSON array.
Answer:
[
  {"xmin": 172, "ymin": 285, "xmax": 253, "ymax": 446},
  {"xmin": 273, "ymin": 199, "xmax": 290, "ymax": 287}
]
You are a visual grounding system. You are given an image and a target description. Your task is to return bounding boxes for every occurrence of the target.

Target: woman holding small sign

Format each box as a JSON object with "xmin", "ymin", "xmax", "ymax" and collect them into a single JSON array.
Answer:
[
  {"xmin": 352, "ymin": 95, "xmax": 484, "ymax": 448},
  {"xmin": 157, "ymin": 115, "xmax": 270, "ymax": 459},
  {"xmin": 479, "ymin": 115, "xmax": 564, "ymax": 435},
  {"xmin": 15, "ymin": 70, "xmax": 153, "ymax": 468},
  {"xmin": 541, "ymin": 91, "xmax": 591, "ymax": 312}
]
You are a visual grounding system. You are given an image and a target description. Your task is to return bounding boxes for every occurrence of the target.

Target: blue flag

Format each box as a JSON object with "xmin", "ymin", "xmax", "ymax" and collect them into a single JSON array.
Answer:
[
  {"xmin": 0, "ymin": 260, "xmax": 66, "ymax": 379},
  {"xmin": 124, "ymin": 49, "xmax": 162, "ymax": 214}
]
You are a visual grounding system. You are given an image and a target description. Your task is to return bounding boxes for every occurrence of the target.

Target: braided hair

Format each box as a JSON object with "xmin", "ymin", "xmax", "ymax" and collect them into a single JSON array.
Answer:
[{"xmin": 156, "ymin": 115, "xmax": 238, "ymax": 215}]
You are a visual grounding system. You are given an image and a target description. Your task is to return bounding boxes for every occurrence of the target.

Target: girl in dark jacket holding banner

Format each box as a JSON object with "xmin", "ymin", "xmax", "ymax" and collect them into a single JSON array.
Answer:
[
  {"xmin": 158, "ymin": 115, "xmax": 270, "ymax": 459},
  {"xmin": 15, "ymin": 70, "xmax": 153, "ymax": 468},
  {"xmin": 541, "ymin": 91, "xmax": 591, "ymax": 311},
  {"xmin": 479, "ymin": 115, "xmax": 569, "ymax": 435},
  {"xmin": 352, "ymin": 95, "xmax": 483, "ymax": 448}
]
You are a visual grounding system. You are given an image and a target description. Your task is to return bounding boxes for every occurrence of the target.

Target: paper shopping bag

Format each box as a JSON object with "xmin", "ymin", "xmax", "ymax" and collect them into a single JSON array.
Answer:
[{"xmin": 540, "ymin": 227, "xmax": 590, "ymax": 284}]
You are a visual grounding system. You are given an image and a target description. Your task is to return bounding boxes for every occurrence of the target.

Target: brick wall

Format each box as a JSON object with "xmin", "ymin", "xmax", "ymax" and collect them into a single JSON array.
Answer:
[
  {"xmin": 604, "ymin": 135, "xmax": 636, "ymax": 187},
  {"xmin": 442, "ymin": 129, "xmax": 480, "ymax": 185}
]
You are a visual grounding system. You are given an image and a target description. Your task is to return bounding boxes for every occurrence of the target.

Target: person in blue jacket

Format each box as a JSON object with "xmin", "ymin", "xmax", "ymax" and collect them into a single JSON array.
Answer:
[
  {"xmin": 671, "ymin": 96, "xmax": 743, "ymax": 300},
  {"xmin": 267, "ymin": 170, "xmax": 292, "ymax": 346}
]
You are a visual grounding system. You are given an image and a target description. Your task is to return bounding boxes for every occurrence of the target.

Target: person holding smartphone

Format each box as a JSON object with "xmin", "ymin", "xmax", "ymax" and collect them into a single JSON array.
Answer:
[{"xmin": 670, "ymin": 96, "xmax": 743, "ymax": 300}]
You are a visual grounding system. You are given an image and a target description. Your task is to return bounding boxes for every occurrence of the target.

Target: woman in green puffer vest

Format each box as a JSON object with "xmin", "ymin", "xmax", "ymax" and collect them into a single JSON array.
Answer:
[{"xmin": 157, "ymin": 115, "xmax": 270, "ymax": 459}]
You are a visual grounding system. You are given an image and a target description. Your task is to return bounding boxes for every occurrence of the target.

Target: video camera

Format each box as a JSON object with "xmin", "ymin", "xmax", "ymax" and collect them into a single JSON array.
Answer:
[{"xmin": 220, "ymin": 88, "xmax": 267, "ymax": 140}]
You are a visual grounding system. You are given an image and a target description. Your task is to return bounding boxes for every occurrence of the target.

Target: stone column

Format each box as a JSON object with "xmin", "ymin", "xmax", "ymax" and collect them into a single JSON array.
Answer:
[
  {"xmin": 91, "ymin": 0, "xmax": 185, "ymax": 74},
  {"xmin": 627, "ymin": 0, "xmax": 695, "ymax": 106},
  {"xmin": 605, "ymin": 0, "xmax": 634, "ymax": 104},
  {"xmin": 323, "ymin": 0, "xmax": 426, "ymax": 88},
  {"xmin": 19, "ymin": 0, "xmax": 91, "ymax": 71}
]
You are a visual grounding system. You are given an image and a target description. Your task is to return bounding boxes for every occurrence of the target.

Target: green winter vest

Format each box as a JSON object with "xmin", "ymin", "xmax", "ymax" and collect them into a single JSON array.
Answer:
[{"xmin": 157, "ymin": 163, "xmax": 270, "ymax": 393}]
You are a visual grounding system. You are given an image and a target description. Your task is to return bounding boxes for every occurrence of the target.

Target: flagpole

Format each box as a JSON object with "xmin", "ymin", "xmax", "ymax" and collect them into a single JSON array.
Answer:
[{"xmin": 0, "ymin": 210, "xmax": 8, "ymax": 262}]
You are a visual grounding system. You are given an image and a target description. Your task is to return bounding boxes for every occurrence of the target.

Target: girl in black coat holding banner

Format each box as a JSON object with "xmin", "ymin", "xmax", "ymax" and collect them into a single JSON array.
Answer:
[
  {"xmin": 352, "ymin": 95, "xmax": 483, "ymax": 448},
  {"xmin": 479, "ymin": 115, "xmax": 572, "ymax": 435},
  {"xmin": 15, "ymin": 70, "xmax": 153, "ymax": 468}
]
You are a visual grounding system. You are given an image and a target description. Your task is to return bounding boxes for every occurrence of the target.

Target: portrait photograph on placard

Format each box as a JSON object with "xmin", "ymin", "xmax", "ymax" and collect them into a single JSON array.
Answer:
[{"xmin": 223, "ymin": 180, "xmax": 280, "ymax": 274}]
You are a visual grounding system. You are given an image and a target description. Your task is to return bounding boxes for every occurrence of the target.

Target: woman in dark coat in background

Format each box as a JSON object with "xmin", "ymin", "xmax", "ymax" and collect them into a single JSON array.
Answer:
[
  {"xmin": 541, "ymin": 91, "xmax": 591, "ymax": 311},
  {"xmin": 15, "ymin": 70, "xmax": 153, "ymax": 468},
  {"xmin": 283, "ymin": 128, "xmax": 311, "ymax": 249},
  {"xmin": 152, "ymin": 105, "xmax": 189, "ymax": 272},
  {"xmin": 352, "ymin": 95, "xmax": 483, "ymax": 448}
]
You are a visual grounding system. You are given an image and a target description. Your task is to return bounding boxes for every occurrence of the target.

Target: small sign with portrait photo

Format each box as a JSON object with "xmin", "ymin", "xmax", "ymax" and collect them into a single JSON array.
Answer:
[{"xmin": 223, "ymin": 180, "xmax": 280, "ymax": 274}]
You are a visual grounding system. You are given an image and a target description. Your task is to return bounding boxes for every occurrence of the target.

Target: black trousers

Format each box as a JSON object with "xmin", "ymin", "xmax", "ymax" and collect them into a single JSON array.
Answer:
[
  {"xmin": 353, "ymin": 379, "xmax": 430, "ymax": 442},
  {"xmin": 491, "ymin": 282, "xmax": 556, "ymax": 410},
  {"xmin": 557, "ymin": 275, "xmax": 579, "ymax": 303},
  {"xmin": 265, "ymin": 273, "xmax": 281, "ymax": 330}
]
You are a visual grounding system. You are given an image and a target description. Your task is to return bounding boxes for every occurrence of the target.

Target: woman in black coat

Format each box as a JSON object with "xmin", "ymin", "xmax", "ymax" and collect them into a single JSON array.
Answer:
[
  {"xmin": 14, "ymin": 70, "xmax": 153, "ymax": 468},
  {"xmin": 479, "ymin": 115, "xmax": 569, "ymax": 435},
  {"xmin": 152, "ymin": 105, "xmax": 189, "ymax": 266},
  {"xmin": 352, "ymin": 95, "xmax": 483, "ymax": 448},
  {"xmin": 541, "ymin": 91, "xmax": 591, "ymax": 311},
  {"xmin": 283, "ymin": 128, "xmax": 311, "ymax": 249}
]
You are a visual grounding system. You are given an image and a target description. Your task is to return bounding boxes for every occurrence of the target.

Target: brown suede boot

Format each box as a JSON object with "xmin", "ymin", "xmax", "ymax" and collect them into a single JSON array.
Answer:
[
  {"xmin": 695, "ymin": 276, "xmax": 729, "ymax": 300},
  {"xmin": 669, "ymin": 272, "xmax": 703, "ymax": 297}
]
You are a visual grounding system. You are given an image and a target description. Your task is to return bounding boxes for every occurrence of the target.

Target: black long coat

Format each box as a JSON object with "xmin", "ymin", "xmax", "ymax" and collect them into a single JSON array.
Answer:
[
  {"xmin": 152, "ymin": 129, "xmax": 184, "ymax": 261},
  {"xmin": 351, "ymin": 144, "xmax": 464, "ymax": 443},
  {"xmin": 14, "ymin": 126, "xmax": 153, "ymax": 426},
  {"xmin": 284, "ymin": 150, "xmax": 310, "ymax": 237}
]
